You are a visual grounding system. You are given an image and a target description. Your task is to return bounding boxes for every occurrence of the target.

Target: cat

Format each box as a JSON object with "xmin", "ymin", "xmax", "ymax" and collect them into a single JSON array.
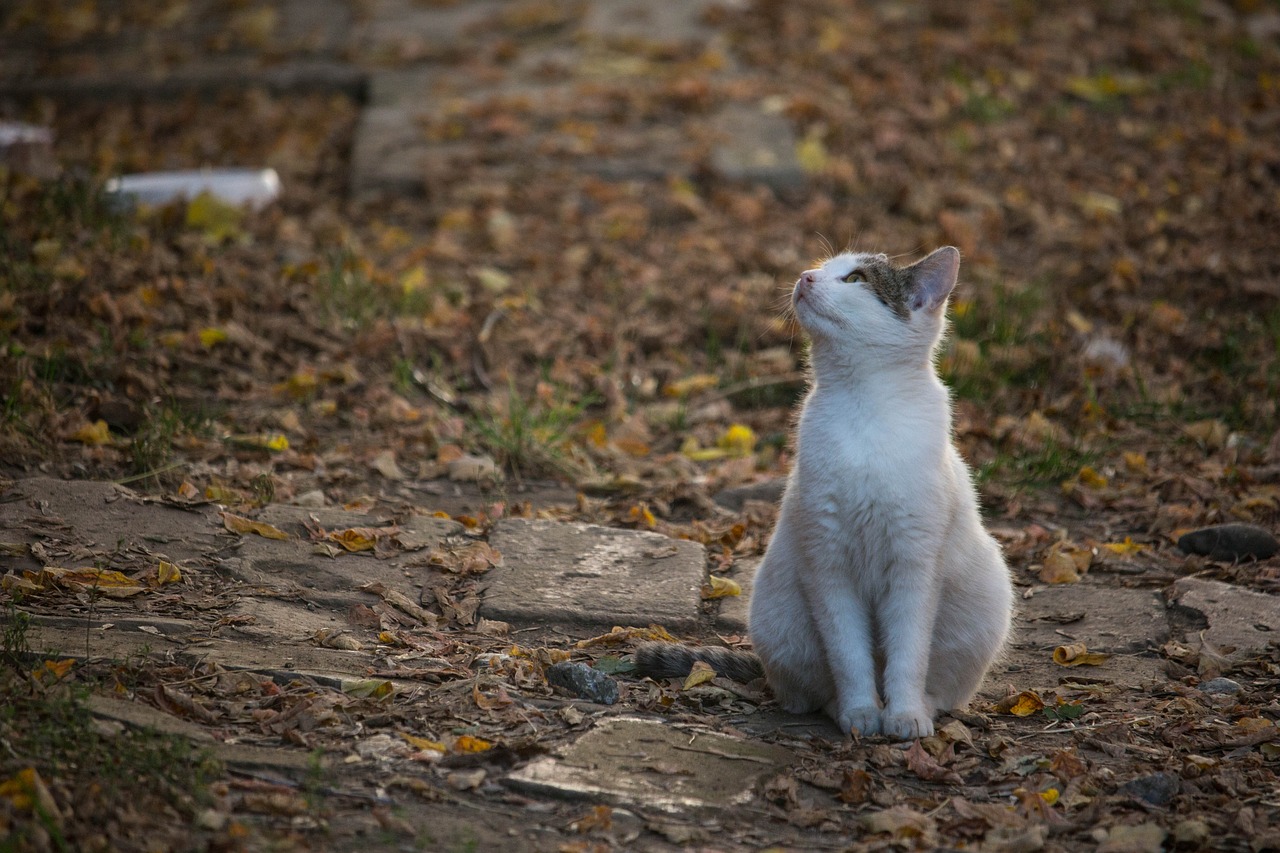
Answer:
[{"xmin": 636, "ymin": 246, "xmax": 1013, "ymax": 740}]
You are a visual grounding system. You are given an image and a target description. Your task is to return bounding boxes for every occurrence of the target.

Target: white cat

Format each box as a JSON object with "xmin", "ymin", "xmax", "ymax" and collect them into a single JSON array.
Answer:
[{"xmin": 637, "ymin": 247, "xmax": 1012, "ymax": 740}]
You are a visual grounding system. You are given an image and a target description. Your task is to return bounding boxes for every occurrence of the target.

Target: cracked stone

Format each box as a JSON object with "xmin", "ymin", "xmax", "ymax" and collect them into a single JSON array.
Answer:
[
  {"xmin": 1168, "ymin": 578, "xmax": 1278, "ymax": 658},
  {"xmin": 481, "ymin": 519, "xmax": 705, "ymax": 631},
  {"xmin": 504, "ymin": 716, "xmax": 792, "ymax": 811}
]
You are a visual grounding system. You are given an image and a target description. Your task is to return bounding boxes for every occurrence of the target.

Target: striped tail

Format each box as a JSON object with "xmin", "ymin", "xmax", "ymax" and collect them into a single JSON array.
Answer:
[{"xmin": 633, "ymin": 641, "xmax": 764, "ymax": 682}]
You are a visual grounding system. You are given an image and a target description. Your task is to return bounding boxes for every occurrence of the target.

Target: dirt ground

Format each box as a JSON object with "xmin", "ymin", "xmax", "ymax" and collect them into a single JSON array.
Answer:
[{"xmin": 2, "ymin": 1, "xmax": 1279, "ymax": 850}]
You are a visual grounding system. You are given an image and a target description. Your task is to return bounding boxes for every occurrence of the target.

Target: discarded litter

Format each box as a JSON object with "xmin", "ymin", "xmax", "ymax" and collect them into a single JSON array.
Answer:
[{"xmin": 105, "ymin": 167, "xmax": 281, "ymax": 209}]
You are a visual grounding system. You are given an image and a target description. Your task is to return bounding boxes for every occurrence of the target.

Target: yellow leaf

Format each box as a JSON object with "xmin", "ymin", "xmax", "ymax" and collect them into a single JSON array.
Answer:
[
  {"xmin": 1038, "ymin": 551, "xmax": 1081, "ymax": 584},
  {"xmin": 38, "ymin": 567, "xmax": 146, "ymax": 598},
  {"xmin": 399, "ymin": 733, "xmax": 446, "ymax": 753},
  {"xmin": 1040, "ymin": 788, "xmax": 1060, "ymax": 805},
  {"xmin": 717, "ymin": 424, "xmax": 757, "ymax": 457},
  {"xmin": 1124, "ymin": 452, "xmax": 1148, "ymax": 474},
  {"xmin": 664, "ymin": 373, "xmax": 719, "ymax": 398},
  {"xmin": 198, "ymin": 327, "xmax": 228, "ymax": 348},
  {"xmin": 1075, "ymin": 466, "xmax": 1108, "ymax": 489},
  {"xmin": 701, "ymin": 575, "xmax": 742, "ymax": 600},
  {"xmin": 157, "ymin": 561, "xmax": 182, "ymax": 585},
  {"xmin": 628, "ymin": 504, "xmax": 657, "ymax": 529},
  {"xmin": 221, "ymin": 512, "xmax": 289, "ymax": 540},
  {"xmin": 682, "ymin": 660, "xmax": 717, "ymax": 689},
  {"xmin": 71, "ymin": 420, "xmax": 112, "ymax": 446},
  {"xmin": 185, "ymin": 191, "xmax": 244, "ymax": 242},
  {"xmin": 1052, "ymin": 643, "xmax": 1112, "ymax": 667},
  {"xmin": 453, "ymin": 735, "xmax": 492, "ymax": 753},
  {"xmin": 1009, "ymin": 691, "xmax": 1045, "ymax": 717},
  {"xmin": 38, "ymin": 658, "xmax": 75, "ymax": 681},
  {"xmin": 796, "ymin": 130, "xmax": 829, "ymax": 173},
  {"xmin": 342, "ymin": 679, "xmax": 394, "ymax": 699},
  {"xmin": 328, "ymin": 528, "xmax": 378, "ymax": 552},
  {"xmin": 684, "ymin": 445, "xmax": 730, "ymax": 461},
  {"xmin": 1102, "ymin": 537, "xmax": 1145, "ymax": 556},
  {"xmin": 226, "ymin": 433, "xmax": 289, "ymax": 452},
  {"xmin": 575, "ymin": 625, "xmax": 675, "ymax": 648}
]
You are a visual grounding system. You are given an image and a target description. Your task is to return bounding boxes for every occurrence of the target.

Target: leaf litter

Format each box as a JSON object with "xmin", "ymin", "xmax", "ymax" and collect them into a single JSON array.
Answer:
[{"xmin": 2, "ymin": 0, "xmax": 1279, "ymax": 850}]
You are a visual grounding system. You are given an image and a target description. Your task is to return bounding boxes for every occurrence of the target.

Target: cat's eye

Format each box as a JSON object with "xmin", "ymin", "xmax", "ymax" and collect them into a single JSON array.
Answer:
[{"xmin": 843, "ymin": 269, "xmax": 866, "ymax": 283}]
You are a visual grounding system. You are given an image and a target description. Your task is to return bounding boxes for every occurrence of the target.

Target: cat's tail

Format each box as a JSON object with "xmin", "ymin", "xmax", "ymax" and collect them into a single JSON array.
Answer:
[{"xmin": 633, "ymin": 642, "xmax": 764, "ymax": 683}]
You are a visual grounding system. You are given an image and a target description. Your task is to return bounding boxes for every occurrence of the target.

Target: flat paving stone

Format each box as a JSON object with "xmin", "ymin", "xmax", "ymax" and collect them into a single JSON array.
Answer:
[
  {"xmin": 0, "ymin": 477, "xmax": 223, "ymax": 568},
  {"xmin": 1169, "ymin": 578, "xmax": 1279, "ymax": 657},
  {"xmin": 481, "ymin": 518, "xmax": 705, "ymax": 631},
  {"xmin": 582, "ymin": 0, "xmax": 731, "ymax": 46},
  {"xmin": 709, "ymin": 104, "xmax": 806, "ymax": 191},
  {"xmin": 1017, "ymin": 582, "xmax": 1169, "ymax": 654},
  {"xmin": 505, "ymin": 716, "xmax": 793, "ymax": 811}
]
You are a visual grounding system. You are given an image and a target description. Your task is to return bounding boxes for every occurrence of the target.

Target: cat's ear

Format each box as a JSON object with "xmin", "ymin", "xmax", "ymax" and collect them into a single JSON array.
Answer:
[{"xmin": 907, "ymin": 246, "xmax": 960, "ymax": 314}]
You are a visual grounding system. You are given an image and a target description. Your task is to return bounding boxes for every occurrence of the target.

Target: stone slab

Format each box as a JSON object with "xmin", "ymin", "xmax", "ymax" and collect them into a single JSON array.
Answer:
[
  {"xmin": 709, "ymin": 104, "xmax": 805, "ymax": 191},
  {"xmin": 504, "ymin": 716, "xmax": 792, "ymax": 811},
  {"xmin": 481, "ymin": 518, "xmax": 705, "ymax": 631},
  {"xmin": 1016, "ymin": 583, "xmax": 1169, "ymax": 654},
  {"xmin": 0, "ymin": 477, "xmax": 223, "ymax": 568},
  {"xmin": 581, "ymin": 0, "xmax": 731, "ymax": 47},
  {"xmin": 1168, "ymin": 578, "xmax": 1279, "ymax": 657}
]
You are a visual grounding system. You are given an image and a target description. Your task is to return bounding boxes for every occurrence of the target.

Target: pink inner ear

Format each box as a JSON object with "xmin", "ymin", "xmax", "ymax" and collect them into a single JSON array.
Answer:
[{"xmin": 911, "ymin": 247, "xmax": 960, "ymax": 313}]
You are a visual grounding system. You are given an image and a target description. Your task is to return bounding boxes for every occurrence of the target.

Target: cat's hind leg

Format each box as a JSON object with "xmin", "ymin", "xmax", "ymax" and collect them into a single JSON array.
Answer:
[{"xmin": 748, "ymin": 533, "xmax": 836, "ymax": 717}]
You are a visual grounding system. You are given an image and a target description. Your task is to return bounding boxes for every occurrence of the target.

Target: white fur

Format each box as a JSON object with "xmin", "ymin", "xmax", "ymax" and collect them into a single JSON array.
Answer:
[{"xmin": 748, "ymin": 247, "xmax": 1012, "ymax": 740}]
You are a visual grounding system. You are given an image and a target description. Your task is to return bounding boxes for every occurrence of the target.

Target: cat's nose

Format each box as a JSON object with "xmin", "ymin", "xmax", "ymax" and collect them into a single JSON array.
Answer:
[{"xmin": 799, "ymin": 271, "xmax": 817, "ymax": 285}]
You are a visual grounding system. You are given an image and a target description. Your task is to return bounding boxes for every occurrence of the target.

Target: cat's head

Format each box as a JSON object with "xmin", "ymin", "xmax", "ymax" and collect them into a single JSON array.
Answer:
[{"xmin": 792, "ymin": 246, "xmax": 960, "ymax": 365}]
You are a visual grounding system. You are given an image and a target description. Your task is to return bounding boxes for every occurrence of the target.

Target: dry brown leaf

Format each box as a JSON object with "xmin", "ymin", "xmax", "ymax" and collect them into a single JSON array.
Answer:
[
  {"xmin": 221, "ymin": 512, "xmax": 289, "ymax": 540},
  {"xmin": 1052, "ymin": 643, "xmax": 1111, "ymax": 667}
]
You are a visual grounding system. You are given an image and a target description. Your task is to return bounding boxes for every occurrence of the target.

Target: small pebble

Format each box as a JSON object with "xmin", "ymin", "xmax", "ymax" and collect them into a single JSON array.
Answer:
[
  {"xmin": 1198, "ymin": 677, "xmax": 1242, "ymax": 695},
  {"xmin": 546, "ymin": 661, "xmax": 619, "ymax": 705},
  {"xmin": 1119, "ymin": 771, "xmax": 1180, "ymax": 806},
  {"xmin": 1177, "ymin": 524, "xmax": 1279, "ymax": 562}
]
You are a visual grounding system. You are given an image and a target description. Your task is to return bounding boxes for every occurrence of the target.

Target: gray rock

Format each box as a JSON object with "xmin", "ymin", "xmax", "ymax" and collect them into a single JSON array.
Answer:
[
  {"xmin": 1168, "ymin": 578, "xmax": 1279, "ymax": 658},
  {"xmin": 1177, "ymin": 523, "xmax": 1279, "ymax": 562},
  {"xmin": 1198, "ymin": 677, "xmax": 1242, "ymax": 695},
  {"xmin": 505, "ymin": 717, "xmax": 793, "ymax": 811},
  {"xmin": 481, "ymin": 519, "xmax": 706, "ymax": 631},
  {"xmin": 546, "ymin": 662, "xmax": 619, "ymax": 705},
  {"xmin": 1119, "ymin": 771, "xmax": 1180, "ymax": 806},
  {"xmin": 709, "ymin": 105, "xmax": 806, "ymax": 192}
]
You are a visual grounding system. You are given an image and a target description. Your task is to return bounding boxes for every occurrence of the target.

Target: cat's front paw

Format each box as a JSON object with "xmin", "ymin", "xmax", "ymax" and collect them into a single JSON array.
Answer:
[
  {"xmin": 881, "ymin": 708, "xmax": 934, "ymax": 741},
  {"xmin": 835, "ymin": 705, "xmax": 882, "ymax": 738}
]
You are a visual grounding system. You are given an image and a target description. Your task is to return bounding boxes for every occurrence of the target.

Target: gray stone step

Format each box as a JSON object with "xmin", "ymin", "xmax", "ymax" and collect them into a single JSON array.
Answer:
[{"xmin": 481, "ymin": 517, "xmax": 706, "ymax": 631}]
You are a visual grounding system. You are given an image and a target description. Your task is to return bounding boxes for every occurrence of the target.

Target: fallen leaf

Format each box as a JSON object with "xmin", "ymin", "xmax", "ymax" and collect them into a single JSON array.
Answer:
[
  {"xmin": 1102, "ymin": 537, "xmax": 1145, "ymax": 556},
  {"xmin": 1001, "ymin": 691, "xmax": 1046, "ymax": 717},
  {"xmin": 157, "ymin": 560, "xmax": 182, "ymax": 585},
  {"xmin": 71, "ymin": 420, "xmax": 112, "ymax": 446},
  {"xmin": 36, "ymin": 567, "xmax": 146, "ymax": 598},
  {"xmin": 221, "ymin": 512, "xmax": 289, "ymax": 540},
  {"xmin": 453, "ymin": 735, "xmax": 492, "ymax": 753},
  {"xmin": 399, "ymin": 733, "xmax": 446, "ymax": 754},
  {"xmin": 861, "ymin": 805, "xmax": 935, "ymax": 839},
  {"xmin": 682, "ymin": 660, "xmax": 717, "ymax": 689},
  {"xmin": 342, "ymin": 679, "xmax": 395, "ymax": 699},
  {"xmin": 575, "ymin": 625, "xmax": 675, "ymax": 648},
  {"xmin": 904, "ymin": 740, "xmax": 963, "ymax": 784},
  {"xmin": 1052, "ymin": 643, "xmax": 1111, "ymax": 667},
  {"xmin": 700, "ymin": 575, "xmax": 741, "ymax": 599}
]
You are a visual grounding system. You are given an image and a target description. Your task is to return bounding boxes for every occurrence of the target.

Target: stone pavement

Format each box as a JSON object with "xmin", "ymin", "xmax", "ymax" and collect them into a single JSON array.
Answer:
[
  {"xmin": 2, "ymin": 1, "xmax": 804, "ymax": 196},
  {"xmin": 3, "ymin": 474, "xmax": 1274, "ymax": 825}
]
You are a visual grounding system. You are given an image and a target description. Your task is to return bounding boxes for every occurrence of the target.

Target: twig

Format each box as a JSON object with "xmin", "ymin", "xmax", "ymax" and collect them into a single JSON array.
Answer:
[{"xmin": 1015, "ymin": 715, "xmax": 1156, "ymax": 742}]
